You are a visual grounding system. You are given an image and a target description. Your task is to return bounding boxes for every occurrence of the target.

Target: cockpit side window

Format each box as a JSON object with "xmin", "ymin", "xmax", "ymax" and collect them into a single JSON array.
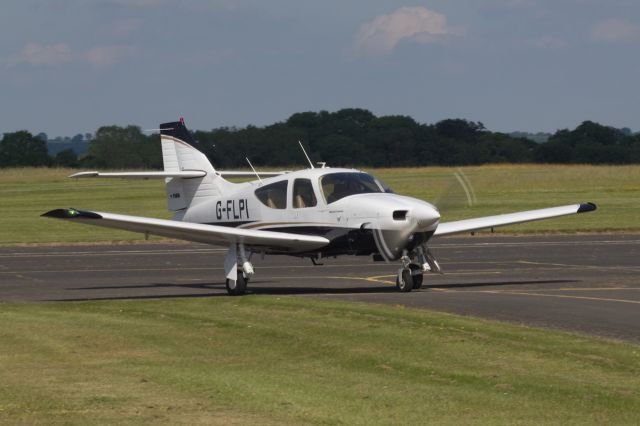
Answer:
[
  {"xmin": 321, "ymin": 172, "xmax": 385, "ymax": 204},
  {"xmin": 255, "ymin": 180, "xmax": 288, "ymax": 209},
  {"xmin": 293, "ymin": 179, "xmax": 317, "ymax": 208},
  {"xmin": 375, "ymin": 178, "xmax": 394, "ymax": 194}
]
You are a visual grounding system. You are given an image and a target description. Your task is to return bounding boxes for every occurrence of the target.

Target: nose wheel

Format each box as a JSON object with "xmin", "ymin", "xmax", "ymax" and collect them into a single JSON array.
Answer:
[
  {"xmin": 396, "ymin": 264, "xmax": 424, "ymax": 292},
  {"xmin": 394, "ymin": 246, "xmax": 438, "ymax": 292},
  {"xmin": 396, "ymin": 268, "xmax": 414, "ymax": 292}
]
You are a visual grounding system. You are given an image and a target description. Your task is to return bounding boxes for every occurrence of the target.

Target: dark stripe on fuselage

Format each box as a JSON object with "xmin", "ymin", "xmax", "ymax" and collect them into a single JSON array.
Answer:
[
  {"xmin": 204, "ymin": 221, "xmax": 434, "ymax": 258},
  {"xmin": 206, "ymin": 222, "xmax": 375, "ymax": 256}
]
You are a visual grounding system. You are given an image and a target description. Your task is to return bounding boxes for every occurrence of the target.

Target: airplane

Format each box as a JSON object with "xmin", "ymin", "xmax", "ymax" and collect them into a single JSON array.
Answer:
[{"xmin": 42, "ymin": 118, "xmax": 597, "ymax": 296}]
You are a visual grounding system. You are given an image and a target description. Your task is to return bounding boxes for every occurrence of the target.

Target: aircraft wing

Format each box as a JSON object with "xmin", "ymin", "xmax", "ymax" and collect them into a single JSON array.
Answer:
[
  {"xmin": 434, "ymin": 203, "xmax": 597, "ymax": 236},
  {"xmin": 42, "ymin": 208, "xmax": 329, "ymax": 252}
]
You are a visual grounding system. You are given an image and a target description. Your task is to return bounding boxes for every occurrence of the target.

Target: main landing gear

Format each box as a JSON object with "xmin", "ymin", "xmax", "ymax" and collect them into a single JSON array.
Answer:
[
  {"xmin": 395, "ymin": 245, "xmax": 441, "ymax": 293},
  {"xmin": 224, "ymin": 243, "xmax": 254, "ymax": 296},
  {"xmin": 226, "ymin": 272, "xmax": 249, "ymax": 296}
]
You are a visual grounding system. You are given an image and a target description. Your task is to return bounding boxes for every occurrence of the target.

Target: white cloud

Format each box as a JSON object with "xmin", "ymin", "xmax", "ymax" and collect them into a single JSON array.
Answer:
[
  {"xmin": 353, "ymin": 7, "xmax": 462, "ymax": 55},
  {"xmin": 6, "ymin": 42, "xmax": 135, "ymax": 69},
  {"xmin": 8, "ymin": 42, "xmax": 73, "ymax": 66},
  {"xmin": 86, "ymin": 45, "xmax": 136, "ymax": 68},
  {"xmin": 591, "ymin": 19, "xmax": 638, "ymax": 43}
]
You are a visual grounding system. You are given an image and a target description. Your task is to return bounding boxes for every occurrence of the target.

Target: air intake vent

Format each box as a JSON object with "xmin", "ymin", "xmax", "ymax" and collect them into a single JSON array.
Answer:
[{"xmin": 393, "ymin": 210, "xmax": 408, "ymax": 221}]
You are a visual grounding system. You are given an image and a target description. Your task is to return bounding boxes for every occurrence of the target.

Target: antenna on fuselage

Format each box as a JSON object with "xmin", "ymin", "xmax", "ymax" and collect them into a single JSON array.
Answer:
[
  {"xmin": 298, "ymin": 141, "xmax": 315, "ymax": 169},
  {"xmin": 245, "ymin": 157, "xmax": 263, "ymax": 183}
]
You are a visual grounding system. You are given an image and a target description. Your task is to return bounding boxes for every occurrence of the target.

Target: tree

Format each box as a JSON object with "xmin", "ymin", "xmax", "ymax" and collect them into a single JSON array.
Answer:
[
  {"xmin": 54, "ymin": 148, "xmax": 79, "ymax": 168},
  {"xmin": 84, "ymin": 125, "xmax": 161, "ymax": 169},
  {"xmin": 315, "ymin": 134, "xmax": 363, "ymax": 167},
  {"xmin": 0, "ymin": 131, "xmax": 50, "ymax": 167},
  {"xmin": 539, "ymin": 121, "xmax": 632, "ymax": 164},
  {"xmin": 435, "ymin": 119, "xmax": 485, "ymax": 141}
]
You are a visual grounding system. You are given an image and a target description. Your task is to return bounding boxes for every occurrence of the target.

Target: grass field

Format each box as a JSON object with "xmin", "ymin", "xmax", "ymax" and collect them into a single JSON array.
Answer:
[
  {"xmin": 1, "ymin": 297, "xmax": 639, "ymax": 425},
  {"xmin": 373, "ymin": 164, "xmax": 639, "ymax": 233},
  {"xmin": 0, "ymin": 164, "xmax": 638, "ymax": 245},
  {"xmin": 2, "ymin": 166, "xmax": 639, "ymax": 424}
]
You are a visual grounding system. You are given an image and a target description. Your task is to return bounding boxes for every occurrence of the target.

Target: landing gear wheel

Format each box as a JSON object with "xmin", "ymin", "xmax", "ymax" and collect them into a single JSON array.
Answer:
[
  {"xmin": 226, "ymin": 271, "xmax": 248, "ymax": 296},
  {"xmin": 409, "ymin": 264, "xmax": 424, "ymax": 289},
  {"xmin": 396, "ymin": 269, "xmax": 414, "ymax": 292}
]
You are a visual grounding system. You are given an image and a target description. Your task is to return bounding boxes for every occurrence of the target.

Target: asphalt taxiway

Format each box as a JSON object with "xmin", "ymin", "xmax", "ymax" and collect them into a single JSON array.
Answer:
[{"xmin": 1, "ymin": 234, "xmax": 639, "ymax": 343}]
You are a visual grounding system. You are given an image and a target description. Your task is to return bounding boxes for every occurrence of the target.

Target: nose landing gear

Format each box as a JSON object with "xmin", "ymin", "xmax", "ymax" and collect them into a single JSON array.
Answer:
[{"xmin": 395, "ymin": 245, "xmax": 441, "ymax": 292}]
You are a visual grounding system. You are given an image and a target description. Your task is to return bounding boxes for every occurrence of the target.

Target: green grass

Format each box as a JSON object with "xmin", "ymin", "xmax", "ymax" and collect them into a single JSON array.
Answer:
[
  {"xmin": 1, "ymin": 297, "xmax": 639, "ymax": 425},
  {"xmin": 0, "ymin": 168, "xmax": 169, "ymax": 244},
  {"xmin": 1, "ymin": 164, "xmax": 638, "ymax": 244},
  {"xmin": 372, "ymin": 164, "xmax": 639, "ymax": 233}
]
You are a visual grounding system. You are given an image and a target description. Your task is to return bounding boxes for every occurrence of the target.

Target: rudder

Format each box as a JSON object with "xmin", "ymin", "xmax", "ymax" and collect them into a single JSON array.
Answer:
[{"xmin": 160, "ymin": 118, "xmax": 231, "ymax": 211}]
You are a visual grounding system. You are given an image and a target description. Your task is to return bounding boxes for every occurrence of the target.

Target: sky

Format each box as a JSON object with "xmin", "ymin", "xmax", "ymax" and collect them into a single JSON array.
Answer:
[{"xmin": 1, "ymin": 0, "xmax": 639, "ymax": 137}]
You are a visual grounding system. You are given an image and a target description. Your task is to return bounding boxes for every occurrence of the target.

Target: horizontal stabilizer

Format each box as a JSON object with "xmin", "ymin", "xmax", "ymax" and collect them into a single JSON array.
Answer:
[
  {"xmin": 217, "ymin": 171, "xmax": 289, "ymax": 178},
  {"xmin": 42, "ymin": 208, "xmax": 329, "ymax": 252},
  {"xmin": 435, "ymin": 203, "xmax": 597, "ymax": 236},
  {"xmin": 69, "ymin": 171, "xmax": 207, "ymax": 179}
]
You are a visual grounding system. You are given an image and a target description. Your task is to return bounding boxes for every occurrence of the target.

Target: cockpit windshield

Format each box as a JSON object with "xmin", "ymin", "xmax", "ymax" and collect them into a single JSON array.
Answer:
[{"xmin": 321, "ymin": 172, "xmax": 393, "ymax": 204}]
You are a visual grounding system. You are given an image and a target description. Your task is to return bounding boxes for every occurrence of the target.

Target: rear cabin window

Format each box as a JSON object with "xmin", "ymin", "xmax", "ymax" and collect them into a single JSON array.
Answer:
[
  {"xmin": 255, "ymin": 180, "xmax": 288, "ymax": 209},
  {"xmin": 293, "ymin": 179, "xmax": 317, "ymax": 208}
]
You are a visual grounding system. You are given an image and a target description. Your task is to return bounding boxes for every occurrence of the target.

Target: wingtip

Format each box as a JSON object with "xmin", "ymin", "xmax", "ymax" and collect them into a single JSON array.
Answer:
[
  {"xmin": 577, "ymin": 202, "xmax": 597, "ymax": 213},
  {"xmin": 68, "ymin": 171, "xmax": 98, "ymax": 178},
  {"xmin": 41, "ymin": 208, "xmax": 102, "ymax": 219}
]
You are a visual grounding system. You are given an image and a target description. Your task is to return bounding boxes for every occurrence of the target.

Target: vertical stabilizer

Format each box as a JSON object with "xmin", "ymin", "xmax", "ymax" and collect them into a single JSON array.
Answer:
[{"xmin": 160, "ymin": 119, "xmax": 231, "ymax": 211}]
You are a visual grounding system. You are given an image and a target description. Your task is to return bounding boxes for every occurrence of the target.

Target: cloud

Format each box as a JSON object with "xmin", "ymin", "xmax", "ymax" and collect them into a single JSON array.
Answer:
[
  {"xmin": 8, "ymin": 42, "xmax": 73, "ymax": 66},
  {"xmin": 86, "ymin": 45, "xmax": 136, "ymax": 68},
  {"xmin": 591, "ymin": 19, "xmax": 638, "ymax": 43},
  {"xmin": 353, "ymin": 7, "xmax": 462, "ymax": 55},
  {"xmin": 7, "ymin": 42, "xmax": 135, "ymax": 69}
]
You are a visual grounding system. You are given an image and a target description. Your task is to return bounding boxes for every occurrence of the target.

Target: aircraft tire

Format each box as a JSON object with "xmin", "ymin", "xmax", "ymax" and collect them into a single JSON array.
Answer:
[
  {"xmin": 410, "ymin": 264, "xmax": 424, "ymax": 289},
  {"xmin": 226, "ymin": 272, "xmax": 248, "ymax": 296},
  {"xmin": 396, "ymin": 269, "xmax": 414, "ymax": 292}
]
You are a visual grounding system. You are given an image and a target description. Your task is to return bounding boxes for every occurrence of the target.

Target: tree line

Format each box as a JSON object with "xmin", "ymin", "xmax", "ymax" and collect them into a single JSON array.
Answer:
[{"xmin": 1, "ymin": 109, "xmax": 639, "ymax": 168}]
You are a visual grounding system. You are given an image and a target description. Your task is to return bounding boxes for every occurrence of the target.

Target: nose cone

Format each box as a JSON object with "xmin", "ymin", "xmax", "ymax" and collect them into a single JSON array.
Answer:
[{"xmin": 411, "ymin": 203, "xmax": 440, "ymax": 231}]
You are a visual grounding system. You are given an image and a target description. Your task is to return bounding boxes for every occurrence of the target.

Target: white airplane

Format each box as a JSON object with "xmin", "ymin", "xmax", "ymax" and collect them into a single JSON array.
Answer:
[{"xmin": 43, "ymin": 118, "xmax": 597, "ymax": 295}]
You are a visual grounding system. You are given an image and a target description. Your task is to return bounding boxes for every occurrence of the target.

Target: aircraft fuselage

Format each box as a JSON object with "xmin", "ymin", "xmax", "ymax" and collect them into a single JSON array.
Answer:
[{"xmin": 178, "ymin": 168, "xmax": 441, "ymax": 260}]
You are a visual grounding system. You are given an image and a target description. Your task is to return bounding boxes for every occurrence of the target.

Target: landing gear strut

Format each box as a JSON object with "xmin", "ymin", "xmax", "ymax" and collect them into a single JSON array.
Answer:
[{"xmin": 224, "ymin": 243, "xmax": 254, "ymax": 296}]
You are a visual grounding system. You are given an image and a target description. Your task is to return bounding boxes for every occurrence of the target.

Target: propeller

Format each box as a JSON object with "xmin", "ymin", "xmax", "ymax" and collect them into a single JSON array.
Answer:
[
  {"xmin": 433, "ymin": 168, "xmax": 477, "ymax": 216},
  {"xmin": 369, "ymin": 169, "xmax": 475, "ymax": 262}
]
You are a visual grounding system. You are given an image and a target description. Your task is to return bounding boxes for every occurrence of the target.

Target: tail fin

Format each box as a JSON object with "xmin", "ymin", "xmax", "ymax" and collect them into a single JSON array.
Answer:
[{"xmin": 160, "ymin": 118, "xmax": 232, "ymax": 211}]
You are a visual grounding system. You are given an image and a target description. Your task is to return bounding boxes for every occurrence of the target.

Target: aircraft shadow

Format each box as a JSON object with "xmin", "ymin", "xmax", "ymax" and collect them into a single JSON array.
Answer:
[
  {"xmin": 46, "ymin": 278, "xmax": 578, "ymax": 302},
  {"xmin": 427, "ymin": 279, "xmax": 578, "ymax": 290}
]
